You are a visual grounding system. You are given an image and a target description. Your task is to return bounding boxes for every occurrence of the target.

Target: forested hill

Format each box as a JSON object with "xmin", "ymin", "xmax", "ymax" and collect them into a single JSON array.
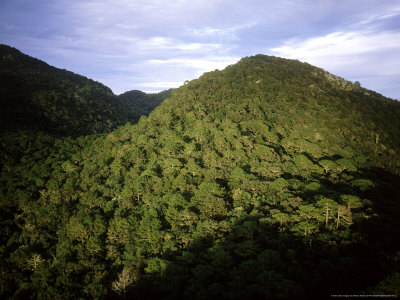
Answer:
[
  {"xmin": 0, "ymin": 44, "xmax": 137, "ymax": 135},
  {"xmin": 1, "ymin": 54, "xmax": 400, "ymax": 299},
  {"xmin": 118, "ymin": 89, "xmax": 173, "ymax": 119}
]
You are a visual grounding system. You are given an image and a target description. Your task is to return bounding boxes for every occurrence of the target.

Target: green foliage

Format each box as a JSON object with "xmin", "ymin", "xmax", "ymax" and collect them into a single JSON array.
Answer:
[
  {"xmin": 1, "ymin": 51, "xmax": 400, "ymax": 299},
  {"xmin": 118, "ymin": 89, "xmax": 173, "ymax": 120},
  {"xmin": 0, "ymin": 45, "xmax": 137, "ymax": 135}
]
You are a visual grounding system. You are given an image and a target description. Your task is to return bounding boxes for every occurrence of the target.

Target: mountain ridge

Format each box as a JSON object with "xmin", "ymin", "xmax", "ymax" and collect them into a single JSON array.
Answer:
[
  {"xmin": 0, "ymin": 44, "xmax": 171, "ymax": 135},
  {"xmin": 118, "ymin": 89, "xmax": 173, "ymax": 120}
]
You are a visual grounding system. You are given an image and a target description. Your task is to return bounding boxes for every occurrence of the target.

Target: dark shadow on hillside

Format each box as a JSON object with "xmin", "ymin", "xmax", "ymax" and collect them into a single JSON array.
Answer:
[{"xmin": 115, "ymin": 167, "xmax": 400, "ymax": 300}]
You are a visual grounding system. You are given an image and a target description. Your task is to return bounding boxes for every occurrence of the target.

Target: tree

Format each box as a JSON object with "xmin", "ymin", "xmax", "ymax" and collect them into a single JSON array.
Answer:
[
  {"xmin": 27, "ymin": 253, "xmax": 44, "ymax": 271},
  {"xmin": 112, "ymin": 266, "xmax": 136, "ymax": 295},
  {"xmin": 185, "ymin": 160, "xmax": 202, "ymax": 177},
  {"xmin": 292, "ymin": 220, "xmax": 319, "ymax": 237},
  {"xmin": 341, "ymin": 195, "xmax": 363, "ymax": 224},
  {"xmin": 270, "ymin": 209, "xmax": 291, "ymax": 229},
  {"xmin": 228, "ymin": 167, "xmax": 251, "ymax": 189},
  {"xmin": 336, "ymin": 158, "xmax": 357, "ymax": 173},
  {"xmin": 336, "ymin": 205, "xmax": 348, "ymax": 229},
  {"xmin": 292, "ymin": 154, "xmax": 323, "ymax": 175},
  {"xmin": 255, "ymin": 145, "xmax": 279, "ymax": 162},
  {"xmin": 298, "ymin": 204, "xmax": 324, "ymax": 224},
  {"xmin": 319, "ymin": 159, "xmax": 339, "ymax": 174},
  {"xmin": 316, "ymin": 196, "xmax": 338, "ymax": 229},
  {"xmin": 191, "ymin": 181, "xmax": 227, "ymax": 220}
]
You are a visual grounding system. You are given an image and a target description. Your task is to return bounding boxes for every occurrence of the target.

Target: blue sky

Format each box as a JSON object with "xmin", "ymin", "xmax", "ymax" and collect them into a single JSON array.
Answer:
[{"xmin": 1, "ymin": 0, "xmax": 399, "ymax": 99}]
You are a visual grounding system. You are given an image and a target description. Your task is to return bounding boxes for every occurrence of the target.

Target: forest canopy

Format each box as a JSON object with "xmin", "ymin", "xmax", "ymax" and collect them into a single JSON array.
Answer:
[{"xmin": 1, "ymin": 48, "xmax": 400, "ymax": 299}]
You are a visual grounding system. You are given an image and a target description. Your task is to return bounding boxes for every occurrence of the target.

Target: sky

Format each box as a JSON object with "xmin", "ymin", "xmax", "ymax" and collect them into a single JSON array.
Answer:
[{"xmin": 0, "ymin": 0, "xmax": 399, "ymax": 99}]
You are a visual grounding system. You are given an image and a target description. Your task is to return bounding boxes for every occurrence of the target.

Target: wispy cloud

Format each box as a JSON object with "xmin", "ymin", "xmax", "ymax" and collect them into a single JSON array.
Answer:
[
  {"xmin": 270, "ymin": 31, "xmax": 400, "ymax": 69},
  {"xmin": 148, "ymin": 57, "xmax": 239, "ymax": 75},
  {"xmin": 269, "ymin": 12, "xmax": 400, "ymax": 100},
  {"xmin": 136, "ymin": 81, "xmax": 184, "ymax": 89}
]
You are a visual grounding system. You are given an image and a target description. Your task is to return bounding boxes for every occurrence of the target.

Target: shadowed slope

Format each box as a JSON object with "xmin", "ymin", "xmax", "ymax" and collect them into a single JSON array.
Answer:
[{"xmin": 0, "ymin": 44, "xmax": 135, "ymax": 135}]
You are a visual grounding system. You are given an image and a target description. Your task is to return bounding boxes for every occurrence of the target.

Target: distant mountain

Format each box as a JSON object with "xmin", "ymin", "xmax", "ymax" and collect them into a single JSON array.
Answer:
[
  {"xmin": 0, "ymin": 44, "xmax": 136, "ymax": 135},
  {"xmin": 118, "ymin": 89, "xmax": 173, "ymax": 119},
  {"xmin": 1, "ymin": 53, "xmax": 400, "ymax": 299}
]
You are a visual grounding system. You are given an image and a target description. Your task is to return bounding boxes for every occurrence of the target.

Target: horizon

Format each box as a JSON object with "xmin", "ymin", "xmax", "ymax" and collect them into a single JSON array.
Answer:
[{"xmin": 1, "ymin": 0, "xmax": 399, "ymax": 99}]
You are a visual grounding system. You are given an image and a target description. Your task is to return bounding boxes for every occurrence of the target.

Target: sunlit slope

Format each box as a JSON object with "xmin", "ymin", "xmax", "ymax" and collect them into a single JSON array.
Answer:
[{"xmin": 145, "ymin": 54, "xmax": 400, "ymax": 172}]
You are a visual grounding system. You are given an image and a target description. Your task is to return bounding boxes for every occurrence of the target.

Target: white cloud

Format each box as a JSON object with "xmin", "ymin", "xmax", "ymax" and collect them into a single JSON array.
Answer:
[
  {"xmin": 352, "ymin": 5, "xmax": 400, "ymax": 27},
  {"xmin": 186, "ymin": 27, "xmax": 223, "ymax": 36},
  {"xmin": 270, "ymin": 30, "xmax": 400, "ymax": 98},
  {"xmin": 136, "ymin": 81, "xmax": 184, "ymax": 89},
  {"xmin": 270, "ymin": 31, "xmax": 400, "ymax": 62},
  {"xmin": 270, "ymin": 30, "xmax": 400, "ymax": 74},
  {"xmin": 148, "ymin": 56, "xmax": 239, "ymax": 75},
  {"xmin": 184, "ymin": 22, "xmax": 257, "ymax": 41},
  {"xmin": 135, "ymin": 37, "xmax": 222, "ymax": 52}
]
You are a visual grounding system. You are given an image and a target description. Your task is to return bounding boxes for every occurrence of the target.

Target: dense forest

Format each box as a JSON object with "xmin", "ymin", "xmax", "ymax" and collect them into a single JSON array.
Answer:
[
  {"xmin": 119, "ymin": 89, "xmax": 173, "ymax": 120},
  {"xmin": 1, "ymin": 47, "xmax": 400, "ymax": 299},
  {"xmin": 0, "ymin": 45, "xmax": 170, "ymax": 135}
]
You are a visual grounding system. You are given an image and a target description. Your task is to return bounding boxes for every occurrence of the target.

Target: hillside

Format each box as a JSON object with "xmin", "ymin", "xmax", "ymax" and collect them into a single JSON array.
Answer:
[
  {"xmin": 0, "ymin": 44, "xmax": 136, "ymax": 135},
  {"xmin": 1, "ymin": 54, "xmax": 400, "ymax": 299},
  {"xmin": 118, "ymin": 89, "xmax": 173, "ymax": 119}
]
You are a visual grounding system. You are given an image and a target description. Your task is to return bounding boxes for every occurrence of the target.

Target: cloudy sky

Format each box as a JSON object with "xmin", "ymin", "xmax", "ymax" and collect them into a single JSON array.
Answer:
[{"xmin": 1, "ymin": 0, "xmax": 399, "ymax": 99}]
